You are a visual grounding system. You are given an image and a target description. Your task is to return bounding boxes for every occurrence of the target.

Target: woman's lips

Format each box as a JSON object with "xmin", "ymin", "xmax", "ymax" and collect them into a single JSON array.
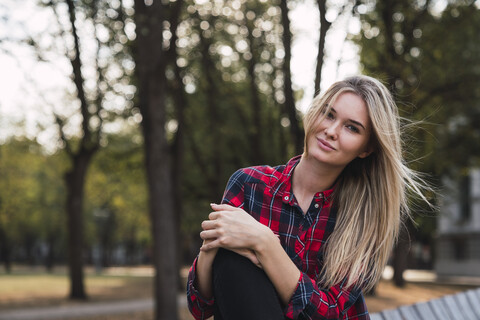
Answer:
[{"xmin": 318, "ymin": 138, "xmax": 335, "ymax": 151}]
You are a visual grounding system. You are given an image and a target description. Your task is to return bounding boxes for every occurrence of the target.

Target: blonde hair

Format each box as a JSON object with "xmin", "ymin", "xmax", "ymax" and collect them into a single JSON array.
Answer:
[{"xmin": 304, "ymin": 75, "xmax": 428, "ymax": 291}]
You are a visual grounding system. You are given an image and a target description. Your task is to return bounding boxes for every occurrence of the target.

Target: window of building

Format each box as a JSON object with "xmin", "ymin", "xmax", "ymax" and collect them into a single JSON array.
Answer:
[
  {"xmin": 460, "ymin": 174, "xmax": 471, "ymax": 222},
  {"xmin": 452, "ymin": 238, "xmax": 468, "ymax": 261}
]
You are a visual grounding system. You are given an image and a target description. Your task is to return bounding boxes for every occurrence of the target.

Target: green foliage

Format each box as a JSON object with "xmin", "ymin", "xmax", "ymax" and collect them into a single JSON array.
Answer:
[
  {"xmin": 85, "ymin": 126, "xmax": 150, "ymax": 263},
  {"xmin": 419, "ymin": 4, "xmax": 480, "ymax": 174},
  {"xmin": 0, "ymin": 129, "xmax": 150, "ymax": 267},
  {"xmin": 354, "ymin": 0, "xmax": 480, "ymax": 175},
  {"xmin": 0, "ymin": 138, "xmax": 66, "ymax": 264}
]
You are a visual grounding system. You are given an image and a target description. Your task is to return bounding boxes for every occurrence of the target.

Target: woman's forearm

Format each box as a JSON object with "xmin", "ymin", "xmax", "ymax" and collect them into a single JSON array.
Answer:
[
  {"xmin": 254, "ymin": 231, "xmax": 301, "ymax": 305},
  {"xmin": 195, "ymin": 245, "xmax": 218, "ymax": 300}
]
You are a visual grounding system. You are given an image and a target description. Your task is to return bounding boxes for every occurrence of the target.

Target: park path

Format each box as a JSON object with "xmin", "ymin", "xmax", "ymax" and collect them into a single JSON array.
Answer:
[{"xmin": 0, "ymin": 294, "xmax": 187, "ymax": 320}]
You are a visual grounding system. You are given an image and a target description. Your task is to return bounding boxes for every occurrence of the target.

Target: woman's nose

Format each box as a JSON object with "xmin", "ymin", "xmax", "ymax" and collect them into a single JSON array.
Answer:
[{"xmin": 324, "ymin": 122, "xmax": 340, "ymax": 139}]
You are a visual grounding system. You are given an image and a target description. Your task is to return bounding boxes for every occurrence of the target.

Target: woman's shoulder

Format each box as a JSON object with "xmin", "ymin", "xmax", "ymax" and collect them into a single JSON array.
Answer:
[{"xmin": 229, "ymin": 163, "xmax": 284, "ymax": 187}]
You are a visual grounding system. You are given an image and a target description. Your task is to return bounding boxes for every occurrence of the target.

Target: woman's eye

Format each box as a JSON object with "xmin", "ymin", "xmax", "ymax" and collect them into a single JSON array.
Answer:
[
  {"xmin": 326, "ymin": 112, "xmax": 334, "ymax": 119},
  {"xmin": 346, "ymin": 125, "xmax": 359, "ymax": 133}
]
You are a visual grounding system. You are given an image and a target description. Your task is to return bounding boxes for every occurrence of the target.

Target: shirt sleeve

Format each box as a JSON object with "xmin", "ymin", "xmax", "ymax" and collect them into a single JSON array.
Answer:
[
  {"xmin": 186, "ymin": 257, "xmax": 215, "ymax": 320},
  {"xmin": 285, "ymin": 273, "xmax": 370, "ymax": 320},
  {"xmin": 186, "ymin": 169, "xmax": 247, "ymax": 320},
  {"xmin": 220, "ymin": 168, "xmax": 246, "ymax": 207}
]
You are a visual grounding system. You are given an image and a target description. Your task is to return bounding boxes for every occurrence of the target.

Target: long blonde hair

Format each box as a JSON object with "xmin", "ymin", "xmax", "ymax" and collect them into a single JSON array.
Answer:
[{"xmin": 304, "ymin": 75, "xmax": 428, "ymax": 291}]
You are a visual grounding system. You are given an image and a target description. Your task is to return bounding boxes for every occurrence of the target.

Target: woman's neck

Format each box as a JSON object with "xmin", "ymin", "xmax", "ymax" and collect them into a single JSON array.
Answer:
[{"xmin": 292, "ymin": 154, "xmax": 343, "ymax": 196}]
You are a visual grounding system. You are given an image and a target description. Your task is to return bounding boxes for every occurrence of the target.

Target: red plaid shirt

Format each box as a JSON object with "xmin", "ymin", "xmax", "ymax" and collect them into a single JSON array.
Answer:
[{"xmin": 187, "ymin": 156, "xmax": 370, "ymax": 319}]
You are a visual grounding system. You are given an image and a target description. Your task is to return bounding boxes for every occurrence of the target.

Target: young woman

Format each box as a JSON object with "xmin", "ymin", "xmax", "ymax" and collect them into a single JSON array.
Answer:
[{"xmin": 187, "ymin": 75, "xmax": 428, "ymax": 319}]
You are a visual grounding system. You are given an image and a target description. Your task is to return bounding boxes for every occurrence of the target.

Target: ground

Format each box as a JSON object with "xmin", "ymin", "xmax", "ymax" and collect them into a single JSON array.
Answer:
[{"xmin": 0, "ymin": 265, "xmax": 477, "ymax": 319}]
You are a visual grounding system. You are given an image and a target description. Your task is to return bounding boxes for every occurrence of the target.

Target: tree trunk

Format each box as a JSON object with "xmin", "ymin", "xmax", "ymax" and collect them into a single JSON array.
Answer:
[
  {"xmin": 314, "ymin": 0, "xmax": 332, "ymax": 95},
  {"xmin": 392, "ymin": 226, "xmax": 409, "ymax": 287},
  {"xmin": 199, "ymin": 28, "xmax": 224, "ymax": 198},
  {"xmin": 144, "ymin": 127, "xmax": 178, "ymax": 320},
  {"xmin": 167, "ymin": 0, "xmax": 187, "ymax": 292},
  {"xmin": 0, "ymin": 227, "xmax": 11, "ymax": 273},
  {"xmin": 171, "ymin": 45, "xmax": 186, "ymax": 272},
  {"xmin": 65, "ymin": 152, "xmax": 93, "ymax": 300},
  {"xmin": 45, "ymin": 233, "xmax": 56, "ymax": 273},
  {"xmin": 25, "ymin": 234, "xmax": 35, "ymax": 266},
  {"xmin": 379, "ymin": 0, "xmax": 408, "ymax": 288},
  {"xmin": 245, "ymin": 16, "xmax": 263, "ymax": 165},
  {"xmin": 379, "ymin": 0, "xmax": 397, "ymax": 83},
  {"xmin": 280, "ymin": 0, "xmax": 303, "ymax": 155},
  {"xmin": 134, "ymin": 1, "xmax": 178, "ymax": 318}
]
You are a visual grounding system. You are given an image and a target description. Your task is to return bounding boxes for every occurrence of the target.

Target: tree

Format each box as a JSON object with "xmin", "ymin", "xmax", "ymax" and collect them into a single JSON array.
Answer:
[
  {"xmin": 22, "ymin": 0, "xmax": 136, "ymax": 298},
  {"xmin": 280, "ymin": 0, "xmax": 303, "ymax": 154},
  {"xmin": 313, "ymin": 0, "xmax": 332, "ymax": 95},
  {"xmin": 133, "ymin": 0, "xmax": 182, "ymax": 318},
  {"xmin": 417, "ymin": 3, "xmax": 480, "ymax": 174}
]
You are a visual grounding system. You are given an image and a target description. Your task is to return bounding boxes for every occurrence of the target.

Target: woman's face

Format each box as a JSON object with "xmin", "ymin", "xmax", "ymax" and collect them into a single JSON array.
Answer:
[{"xmin": 306, "ymin": 92, "xmax": 372, "ymax": 169}]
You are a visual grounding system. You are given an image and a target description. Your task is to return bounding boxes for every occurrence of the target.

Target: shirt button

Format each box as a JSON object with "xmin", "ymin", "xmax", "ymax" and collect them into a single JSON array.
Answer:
[
  {"xmin": 314, "ymin": 204, "xmax": 319, "ymax": 208},
  {"xmin": 284, "ymin": 196, "xmax": 289, "ymax": 201}
]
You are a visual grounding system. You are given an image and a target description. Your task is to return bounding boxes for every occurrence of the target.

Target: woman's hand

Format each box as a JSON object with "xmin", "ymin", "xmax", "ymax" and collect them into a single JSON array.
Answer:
[
  {"xmin": 199, "ymin": 203, "xmax": 273, "ymax": 267},
  {"xmin": 200, "ymin": 203, "xmax": 300, "ymax": 305},
  {"xmin": 200, "ymin": 238, "xmax": 219, "ymax": 258}
]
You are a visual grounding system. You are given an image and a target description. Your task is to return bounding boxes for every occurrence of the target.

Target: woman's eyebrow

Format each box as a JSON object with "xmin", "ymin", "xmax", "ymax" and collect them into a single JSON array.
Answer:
[
  {"xmin": 330, "ymin": 108, "xmax": 366, "ymax": 130},
  {"xmin": 349, "ymin": 119, "xmax": 366, "ymax": 130}
]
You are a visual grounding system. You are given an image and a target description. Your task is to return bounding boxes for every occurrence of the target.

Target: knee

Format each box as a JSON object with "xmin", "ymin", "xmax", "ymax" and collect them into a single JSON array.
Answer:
[{"xmin": 213, "ymin": 248, "xmax": 251, "ymax": 274}]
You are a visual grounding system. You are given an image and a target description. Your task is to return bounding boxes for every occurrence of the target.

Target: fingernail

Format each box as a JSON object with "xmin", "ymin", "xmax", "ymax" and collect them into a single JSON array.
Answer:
[{"xmin": 210, "ymin": 203, "xmax": 217, "ymax": 207}]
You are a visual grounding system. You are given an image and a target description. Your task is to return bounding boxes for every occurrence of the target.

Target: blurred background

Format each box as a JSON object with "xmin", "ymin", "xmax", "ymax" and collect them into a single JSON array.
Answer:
[{"xmin": 0, "ymin": 0, "xmax": 479, "ymax": 319}]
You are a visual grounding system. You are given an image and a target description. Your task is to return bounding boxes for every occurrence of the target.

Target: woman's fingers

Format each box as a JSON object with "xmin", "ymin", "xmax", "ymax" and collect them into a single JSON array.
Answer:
[
  {"xmin": 202, "ymin": 203, "xmax": 267, "ymax": 252},
  {"xmin": 210, "ymin": 203, "xmax": 234, "ymax": 211},
  {"xmin": 208, "ymin": 204, "xmax": 250, "ymax": 222},
  {"xmin": 200, "ymin": 229, "xmax": 220, "ymax": 240},
  {"xmin": 201, "ymin": 219, "xmax": 218, "ymax": 230},
  {"xmin": 200, "ymin": 238, "xmax": 222, "ymax": 251}
]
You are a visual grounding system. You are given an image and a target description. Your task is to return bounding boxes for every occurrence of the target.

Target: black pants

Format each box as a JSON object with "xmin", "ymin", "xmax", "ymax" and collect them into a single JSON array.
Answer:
[{"xmin": 212, "ymin": 248, "xmax": 285, "ymax": 320}]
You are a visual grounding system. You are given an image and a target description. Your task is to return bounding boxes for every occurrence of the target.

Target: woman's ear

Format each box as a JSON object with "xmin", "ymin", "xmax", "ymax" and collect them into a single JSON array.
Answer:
[
  {"xmin": 358, "ymin": 149, "xmax": 373, "ymax": 159},
  {"xmin": 358, "ymin": 135, "xmax": 377, "ymax": 159},
  {"xmin": 358, "ymin": 144, "xmax": 375, "ymax": 159}
]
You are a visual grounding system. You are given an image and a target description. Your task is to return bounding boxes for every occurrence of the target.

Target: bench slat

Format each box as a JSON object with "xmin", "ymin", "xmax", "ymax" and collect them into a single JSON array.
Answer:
[
  {"xmin": 443, "ymin": 294, "xmax": 470, "ymax": 320},
  {"xmin": 428, "ymin": 297, "xmax": 455, "ymax": 320},
  {"xmin": 371, "ymin": 287, "xmax": 480, "ymax": 320},
  {"xmin": 414, "ymin": 301, "xmax": 437, "ymax": 319},
  {"xmin": 466, "ymin": 289, "xmax": 480, "ymax": 317},
  {"xmin": 369, "ymin": 313, "xmax": 384, "ymax": 320},
  {"xmin": 398, "ymin": 305, "xmax": 421, "ymax": 320},
  {"xmin": 381, "ymin": 308, "xmax": 404, "ymax": 320},
  {"xmin": 454, "ymin": 291, "xmax": 478, "ymax": 320},
  {"xmin": 475, "ymin": 287, "xmax": 480, "ymax": 298}
]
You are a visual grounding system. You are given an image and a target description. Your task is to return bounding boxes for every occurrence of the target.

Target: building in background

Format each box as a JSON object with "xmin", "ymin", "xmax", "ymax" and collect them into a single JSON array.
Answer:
[{"xmin": 436, "ymin": 168, "xmax": 480, "ymax": 277}]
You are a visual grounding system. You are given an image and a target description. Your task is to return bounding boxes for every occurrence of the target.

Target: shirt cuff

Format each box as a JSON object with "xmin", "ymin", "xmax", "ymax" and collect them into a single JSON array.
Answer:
[
  {"xmin": 285, "ymin": 272, "xmax": 315, "ymax": 319},
  {"xmin": 187, "ymin": 257, "xmax": 215, "ymax": 307}
]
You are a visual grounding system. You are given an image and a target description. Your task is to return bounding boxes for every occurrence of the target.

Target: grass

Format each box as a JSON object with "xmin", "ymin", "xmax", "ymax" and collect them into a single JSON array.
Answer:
[{"xmin": 0, "ymin": 265, "xmax": 153, "ymax": 309}]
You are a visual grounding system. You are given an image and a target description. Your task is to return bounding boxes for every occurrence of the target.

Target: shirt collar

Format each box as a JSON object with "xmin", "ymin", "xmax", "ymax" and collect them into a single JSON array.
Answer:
[{"xmin": 272, "ymin": 155, "xmax": 335, "ymax": 206}]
